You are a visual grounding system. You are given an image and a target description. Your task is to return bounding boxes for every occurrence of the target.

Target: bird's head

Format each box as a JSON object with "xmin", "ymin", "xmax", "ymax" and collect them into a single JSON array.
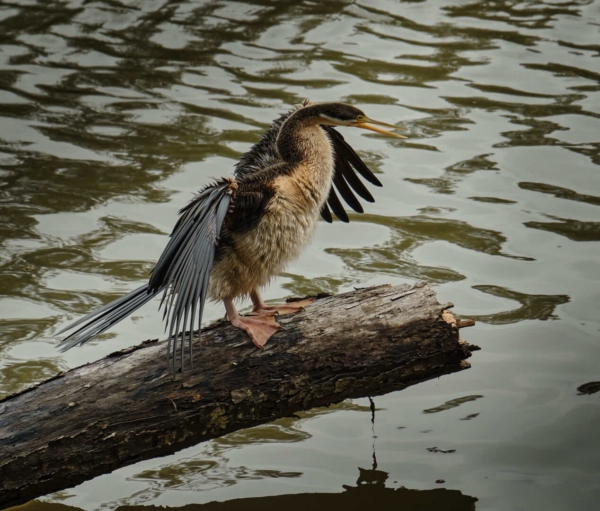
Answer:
[{"xmin": 316, "ymin": 103, "xmax": 406, "ymax": 139}]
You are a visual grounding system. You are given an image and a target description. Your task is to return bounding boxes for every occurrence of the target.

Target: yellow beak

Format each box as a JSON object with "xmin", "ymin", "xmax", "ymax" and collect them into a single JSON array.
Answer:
[{"xmin": 354, "ymin": 117, "xmax": 406, "ymax": 139}]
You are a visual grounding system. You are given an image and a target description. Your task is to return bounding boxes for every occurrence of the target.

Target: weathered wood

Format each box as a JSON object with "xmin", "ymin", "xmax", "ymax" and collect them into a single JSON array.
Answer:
[{"xmin": 0, "ymin": 283, "xmax": 476, "ymax": 509}]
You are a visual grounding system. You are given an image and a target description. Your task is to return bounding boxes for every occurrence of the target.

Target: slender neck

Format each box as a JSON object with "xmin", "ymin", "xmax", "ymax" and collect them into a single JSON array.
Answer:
[{"xmin": 276, "ymin": 105, "xmax": 330, "ymax": 163}]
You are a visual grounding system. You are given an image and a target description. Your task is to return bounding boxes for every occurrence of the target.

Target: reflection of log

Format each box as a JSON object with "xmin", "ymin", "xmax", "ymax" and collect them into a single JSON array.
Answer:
[
  {"xmin": 122, "ymin": 485, "xmax": 479, "ymax": 511},
  {"xmin": 0, "ymin": 283, "xmax": 476, "ymax": 509},
  {"xmin": 16, "ymin": 484, "xmax": 479, "ymax": 511}
]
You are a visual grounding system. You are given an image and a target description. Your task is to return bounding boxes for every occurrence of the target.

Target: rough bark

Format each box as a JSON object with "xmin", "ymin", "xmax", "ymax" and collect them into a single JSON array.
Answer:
[{"xmin": 0, "ymin": 283, "xmax": 476, "ymax": 509}]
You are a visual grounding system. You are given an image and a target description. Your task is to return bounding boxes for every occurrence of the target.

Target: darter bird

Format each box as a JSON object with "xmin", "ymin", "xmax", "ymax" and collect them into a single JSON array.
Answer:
[{"xmin": 57, "ymin": 100, "xmax": 405, "ymax": 373}]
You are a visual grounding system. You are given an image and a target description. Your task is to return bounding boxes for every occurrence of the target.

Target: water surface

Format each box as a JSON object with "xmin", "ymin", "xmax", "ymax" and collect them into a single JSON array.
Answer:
[{"xmin": 1, "ymin": 1, "xmax": 599, "ymax": 510}]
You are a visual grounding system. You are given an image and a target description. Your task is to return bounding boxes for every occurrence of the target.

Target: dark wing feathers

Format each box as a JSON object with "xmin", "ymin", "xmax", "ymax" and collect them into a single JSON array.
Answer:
[
  {"xmin": 326, "ymin": 187, "xmax": 350, "ymax": 223},
  {"xmin": 227, "ymin": 188, "xmax": 273, "ymax": 233},
  {"xmin": 58, "ymin": 180, "xmax": 233, "ymax": 373},
  {"xmin": 332, "ymin": 155, "xmax": 364, "ymax": 213},
  {"xmin": 334, "ymin": 151, "xmax": 375, "ymax": 202},
  {"xmin": 325, "ymin": 126, "xmax": 382, "ymax": 187},
  {"xmin": 320, "ymin": 202, "xmax": 333, "ymax": 223},
  {"xmin": 322, "ymin": 126, "xmax": 382, "ymax": 222},
  {"xmin": 234, "ymin": 104, "xmax": 382, "ymax": 224}
]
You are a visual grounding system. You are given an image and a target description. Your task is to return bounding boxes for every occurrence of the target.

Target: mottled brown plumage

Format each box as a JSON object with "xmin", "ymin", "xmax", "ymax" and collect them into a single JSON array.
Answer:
[{"xmin": 58, "ymin": 100, "xmax": 404, "ymax": 372}]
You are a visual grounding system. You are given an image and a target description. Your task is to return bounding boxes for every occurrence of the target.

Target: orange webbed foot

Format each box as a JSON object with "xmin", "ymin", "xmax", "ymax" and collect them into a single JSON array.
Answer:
[
  {"xmin": 229, "ymin": 314, "xmax": 282, "ymax": 348},
  {"xmin": 250, "ymin": 297, "xmax": 316, "ymax": 317}
]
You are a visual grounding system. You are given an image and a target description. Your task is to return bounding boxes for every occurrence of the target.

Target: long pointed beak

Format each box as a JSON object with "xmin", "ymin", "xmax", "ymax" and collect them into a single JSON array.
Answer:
[{"xmin": 354, "ymin": 117, "xmax": 406, "ymax": 139}]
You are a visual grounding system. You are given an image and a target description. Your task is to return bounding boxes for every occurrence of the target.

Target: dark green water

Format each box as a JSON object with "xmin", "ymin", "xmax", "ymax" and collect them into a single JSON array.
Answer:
[{"xmin": 1, "ymin": 1, "xmax": 599, "ymax": 509}]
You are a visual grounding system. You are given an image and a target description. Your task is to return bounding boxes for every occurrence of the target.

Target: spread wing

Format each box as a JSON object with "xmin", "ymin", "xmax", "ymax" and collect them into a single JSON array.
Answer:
[
  {"xmin": 234, "ymin": 102, "xmax": 382, "ymax": 223},
  {"xmin": 321, "ymin": 126, "xmax": 382, "ymax": 223},
  {"xmin": 58, "ymin": 179, "xmax": 234, "ymax": 374},
  {"xmin": 151, "ymin": 179, "xmax": 233, "ymax": 372}
]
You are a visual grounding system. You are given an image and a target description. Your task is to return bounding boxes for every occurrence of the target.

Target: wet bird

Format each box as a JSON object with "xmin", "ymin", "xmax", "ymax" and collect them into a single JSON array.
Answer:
[{"xmin": 58, "ymin": 100, "xmax": 405, "ymax": 372}]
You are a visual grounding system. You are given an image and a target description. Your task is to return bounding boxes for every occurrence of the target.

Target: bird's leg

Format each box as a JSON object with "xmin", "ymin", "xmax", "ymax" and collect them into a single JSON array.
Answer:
[
  {"xmin": 249, "ymin": 289, "xmax": 278, "ymax": 316},
  {"xmin": 249, "ymin": 289, "xmax": 315, "ymax": 317},
  {"xmin": 224, "ymin": 298, "xmax": 282, "ymax": 349}
]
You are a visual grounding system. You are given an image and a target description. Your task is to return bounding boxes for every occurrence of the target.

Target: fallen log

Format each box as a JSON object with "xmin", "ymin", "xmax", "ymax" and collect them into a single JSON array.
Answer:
[{"xmin": 0, "ymin": 282, "xmax": 477, "ymax": 509}]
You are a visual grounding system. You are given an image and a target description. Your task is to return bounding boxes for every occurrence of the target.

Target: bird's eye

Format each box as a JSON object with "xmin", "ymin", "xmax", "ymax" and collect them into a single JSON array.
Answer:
[{"xmin": 356, "ymin": 115, "xmax": 365, "ymax": 122}]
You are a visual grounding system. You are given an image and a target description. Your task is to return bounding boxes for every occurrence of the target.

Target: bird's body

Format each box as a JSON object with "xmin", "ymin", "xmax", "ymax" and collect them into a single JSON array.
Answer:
[
  {"xmin": 58, "ymin": 100, "xmax": 404, "ymax": 372},
  {"xmin": 210, "ymin": 102, "xmax": 335, "ymax": 301}
]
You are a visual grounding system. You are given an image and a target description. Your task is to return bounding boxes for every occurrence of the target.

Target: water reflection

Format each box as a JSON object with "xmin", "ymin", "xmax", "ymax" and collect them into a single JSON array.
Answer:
[
  {"xmin": 577, "ymin": 382, "xmax": 600, "ymax": 395},
  {"xmin": 0, "ymin": 358, "xmax": 63, "ymax": 397},
  {"xmin": 1, "ymin": 0, "xmax": 599, "ymax": 508},
  {"xmin": 88, "ymin": 402, "xmax": 372, "ymax": 507},
  {"xmin": 16, "ymin": 399, "xmax": 479, "ymax": 511},
  {"xmin": 327, "ymin": 212, "xmax": 532, "ymax": 286},
  {"xmin": 408, "ymin": 153, "xmax": 499, "ymax": 195},
  {"xmin": 519, "ymin": 181, "xmax": 600, "ymax": 207},
  {"xmin": 470, "ymin": 285, "xmax": 569, "ymax": 324},
  {"xmin": 130, "ymin": 452, "xmax": 302, "ymax": 494},
  {"xmin": 525, "ymin": 216, "xmax": 600, "ymax": 242},
  {"xmin": 423, "ymin": 395, "xmax": 484, "ymax": 414},
  {"xmin": 18, "ymin": 484, "xmax": 478, "ymax": 511}
]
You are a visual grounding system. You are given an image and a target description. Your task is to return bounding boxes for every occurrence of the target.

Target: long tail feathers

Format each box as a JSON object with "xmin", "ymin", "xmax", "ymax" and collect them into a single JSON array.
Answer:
[
  {"xmin": 58, "ymin": 180, "xmax": 234, "ymax": 374},
  {"xmin": 57, "ymin": 285, "xmax": 156, "ymax": 352}
]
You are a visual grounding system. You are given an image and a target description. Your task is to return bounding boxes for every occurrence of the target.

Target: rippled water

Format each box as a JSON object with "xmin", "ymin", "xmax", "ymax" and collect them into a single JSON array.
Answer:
[{"xmin": 1, "ymin": 0, "xmax": 599, "ymax": 510}]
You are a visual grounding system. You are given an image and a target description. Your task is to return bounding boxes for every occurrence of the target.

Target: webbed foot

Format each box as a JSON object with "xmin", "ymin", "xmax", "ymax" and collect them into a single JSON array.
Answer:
[
  {"xmin": 249, "ymin": 297, "xmax": 316, "ymax": 317},
  {"xmin": 229, "ymin": 314, "xmax": 282, "ymax": 348}
]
